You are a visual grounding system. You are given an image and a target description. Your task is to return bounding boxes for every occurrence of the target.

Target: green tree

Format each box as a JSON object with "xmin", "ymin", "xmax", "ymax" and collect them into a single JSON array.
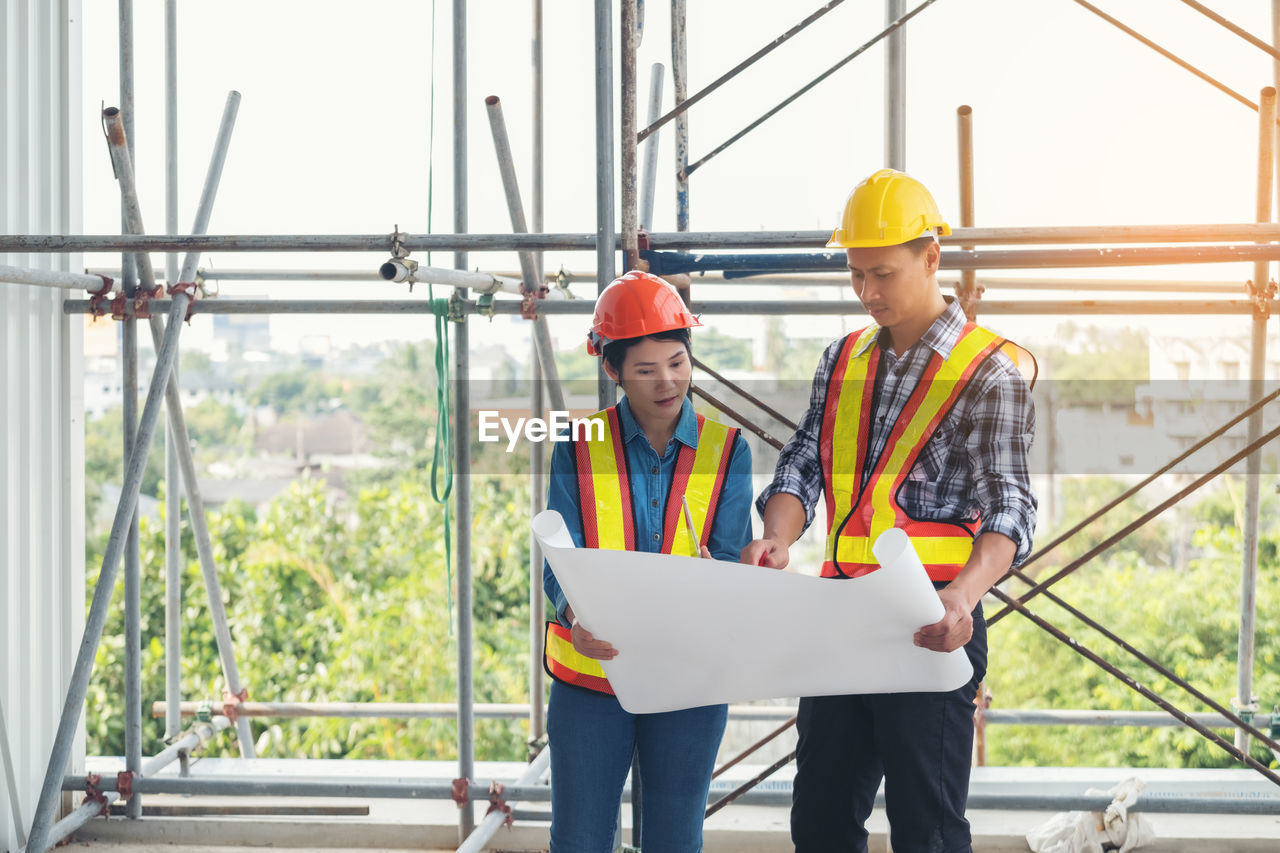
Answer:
[
  {"xmin": 985, "ymin": 481, "xmax": 1280, "ymax": 769},
  {"xmin": 86, "ymin": 473, "xmax": 535, "ymax": 762}
]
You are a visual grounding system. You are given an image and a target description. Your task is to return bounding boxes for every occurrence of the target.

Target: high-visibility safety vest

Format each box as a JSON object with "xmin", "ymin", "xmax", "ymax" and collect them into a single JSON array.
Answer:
[
  {"xmin": 543, "ymin": 406, "xmax": 739, "ymax": 696},
  {"xmin": 820, "ymin": 323, "xmax": 1035, "ymax": 581}
]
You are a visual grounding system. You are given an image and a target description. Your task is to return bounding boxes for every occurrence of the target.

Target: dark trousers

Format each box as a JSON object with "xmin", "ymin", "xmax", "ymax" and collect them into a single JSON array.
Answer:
[{"xmin": 791, "ymin": 601, "xmax": 987, "ymax": 853}]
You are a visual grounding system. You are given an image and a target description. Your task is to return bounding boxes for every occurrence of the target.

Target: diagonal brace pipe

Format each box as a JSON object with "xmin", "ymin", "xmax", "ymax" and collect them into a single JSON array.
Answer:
[{"xmin": 103, "ymin": 95, "xmax": 257, "ymax": 759}]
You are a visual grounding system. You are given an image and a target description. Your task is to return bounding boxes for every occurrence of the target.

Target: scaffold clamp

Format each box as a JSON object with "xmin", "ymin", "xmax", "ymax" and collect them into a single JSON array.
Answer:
[
  {"xmin": 448, "ymin": 290, "xmax": 466, "ymax": 323},
  {"xmin": 168, "ymin": 281, "xmax": 200, "ymax": 323},
  {"xmin": 390, "ymin": 224, "xmax": 410, "ymax": 259},
  {"xmin": 84, "ymin": 773, "xmax": 109, "ymax": 816},
  {"xmin": 1247, "ymin": 279, "xmax": 1277, "ymax": 319},
  {"xmin": 222, "ymin": 686, "xmax": 249, "ymax": 722},
  {"xmin": 450, "ymin": 777, "xmax": 470, "ymax": 808},
  {"xmin": 88, "ymin": 276, "xmax": 114, "ymax": 320},
  {"xmin": 486, "ymin": 781, "xmax": 513, "ymax": 827},
  {"xmin": 116, "ymin": 770, "xmax": 136, "ymax": 801}
]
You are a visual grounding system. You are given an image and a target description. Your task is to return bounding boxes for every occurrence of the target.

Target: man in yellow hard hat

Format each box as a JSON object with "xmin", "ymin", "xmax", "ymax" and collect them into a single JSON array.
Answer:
[{"xmin": 741, "ymin": 169, "xmax": 1037, "ymax": 852}]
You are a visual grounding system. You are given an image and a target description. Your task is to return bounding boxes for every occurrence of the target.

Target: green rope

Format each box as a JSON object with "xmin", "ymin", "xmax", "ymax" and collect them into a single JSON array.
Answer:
[{"xmin": 429, "ymin": 291, "xmax": 454, "ymax": 634}]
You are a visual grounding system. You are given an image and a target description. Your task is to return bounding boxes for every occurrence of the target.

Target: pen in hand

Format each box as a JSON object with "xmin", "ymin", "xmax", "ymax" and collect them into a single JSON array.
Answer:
[{"xmin": 680, "ymin": 495, "xmax": 703, "ymax": 558}]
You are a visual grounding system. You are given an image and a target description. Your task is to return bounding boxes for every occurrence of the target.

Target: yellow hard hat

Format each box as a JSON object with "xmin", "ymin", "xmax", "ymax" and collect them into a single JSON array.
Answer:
[{"xmin": 827, "ymin": 168, "xmax": 952, "ymax": 248}]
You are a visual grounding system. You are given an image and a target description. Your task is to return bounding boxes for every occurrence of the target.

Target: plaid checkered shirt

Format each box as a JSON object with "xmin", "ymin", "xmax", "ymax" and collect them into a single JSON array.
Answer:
[{"xmin": 757, "ymin": 299, "xmax": 1038, "ymax": 566}]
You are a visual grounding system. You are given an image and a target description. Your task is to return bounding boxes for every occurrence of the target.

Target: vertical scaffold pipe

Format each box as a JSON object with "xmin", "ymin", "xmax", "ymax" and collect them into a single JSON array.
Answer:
[
  {"xmin": 163, "ymin": 0, "xmax": 183, "ymax": 745},
  {"xmin": 640, "ymin": 63, "xmax": 665, "ymax": 231},
  {"xmin": 103, "ymin": 105, "xmax": 146, "ymax": 822},
  {"xmin": 621, "ymin": 0, "xmax": 640, "ymax": 271},
  {"xmin": 529, "ymin": 0, "xmax": 548, "ymax": 747},
  {"xmin": 956, "ymin": 105, "xmax": 980, "ymax": 321},
  {"xmin": 596, "ymin": 0, "xmax": 617, "ymax": 411},
  {"xmin": 1237, "ymin": 85, "xmax": 1277, "ymax": 755},
  {"xmin": 885, "ymin": 0, "xmax": 906, "ymax": 169},
  {"xmin": 672, "ymin": 0, "xmax": 689, "ymax": 233},
  {"xmin": 453, "ymin": 0, "xmax": 475, "ymax": 838},
  {"xmin": 25, "ymin": 293, "xmax": 192, "ymax": 853}
]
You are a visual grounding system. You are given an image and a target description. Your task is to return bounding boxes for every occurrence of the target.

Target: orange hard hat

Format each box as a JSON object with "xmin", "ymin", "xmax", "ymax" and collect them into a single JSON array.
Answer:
[{"xmin": 586, "ymin": 270, "xmax": 701, "ymax": 356}]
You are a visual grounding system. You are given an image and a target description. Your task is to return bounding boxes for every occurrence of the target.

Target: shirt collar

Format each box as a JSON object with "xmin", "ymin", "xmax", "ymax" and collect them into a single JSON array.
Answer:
[
  {"xmin": 616, "ymin": 395, "xmax": 700, "ymax": 449},
  {"xmin": 856, "ymin": 297, "xmax": 966, "ymax": 360}
]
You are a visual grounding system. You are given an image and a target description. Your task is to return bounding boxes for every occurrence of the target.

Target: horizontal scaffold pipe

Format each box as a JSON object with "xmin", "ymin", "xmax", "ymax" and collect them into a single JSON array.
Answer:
[
  {"xmin": 63, "ymin": 297, "xmax": 1280, "ymax": 317},
  {"xmin": 9, "ymin": 223, "xmax": 1280, "ymax": 253},
  {"xmin": 57, "ymin": 774, "xmax": 1280, "ymax": 814},
  {"xmin": 0, "ymin": 264, "xmax": 109, "ymax": 291},
  {"xmin": 89, "ymin": 268, "xmax": 1253, "ymax": 294},
  {"xmin": 149, "ymin": 701, "xmax": 1276, "ymax": 729},
  {"xmin": 153, "ymin": 701, "xmax": 801, "ymax": 722},
  {"xmin": 645, "ymin": 245, "xmax": 1280, "ymax": 276}
]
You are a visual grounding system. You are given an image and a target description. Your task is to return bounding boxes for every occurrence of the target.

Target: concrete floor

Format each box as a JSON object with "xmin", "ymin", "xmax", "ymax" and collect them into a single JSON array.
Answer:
[{"xmin": 59, "ymin": 759, "xmax": 1280, "ymax": 851}]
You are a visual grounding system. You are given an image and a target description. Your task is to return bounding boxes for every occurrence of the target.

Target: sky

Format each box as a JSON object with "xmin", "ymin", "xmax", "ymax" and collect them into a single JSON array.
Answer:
[{"xmin": 77, "ymin": 0, "xmax": 1280, "ymax": 364}]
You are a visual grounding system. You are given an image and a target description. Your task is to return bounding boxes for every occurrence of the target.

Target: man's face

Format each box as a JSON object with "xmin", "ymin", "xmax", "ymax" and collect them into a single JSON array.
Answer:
[{"xmin": 845, "ymin": 241, "xmax": 940, "ymax": 331}]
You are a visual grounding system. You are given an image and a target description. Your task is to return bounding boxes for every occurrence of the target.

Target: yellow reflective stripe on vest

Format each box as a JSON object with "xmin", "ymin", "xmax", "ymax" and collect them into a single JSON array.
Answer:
[
  {"xmin": 829, "ymin": 326, "xmax": 879, "ymax": 514},
  {"xmin": 544, "ymin": 620, "xmax": 607, "ymax": 680},
  {"xmin": 667, "ymin": 419, "xmax": 733, "ymax": 557},
  {"xmin": 835, "ymin": 534, "xmax": 976, "ymax": 566},
  {"xmin": 864, "ymin": 327, "xmax": 1002, "ymax": 547},
  {"xmin": 583, "ymin": 411, "xmax": 629, "ymax": 552}
]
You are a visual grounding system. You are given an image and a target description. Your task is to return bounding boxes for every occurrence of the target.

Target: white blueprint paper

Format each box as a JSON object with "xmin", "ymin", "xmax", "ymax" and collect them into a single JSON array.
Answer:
[{"xmin": 534, "ymin": 510, "xmax": 973, "ymax": 714}]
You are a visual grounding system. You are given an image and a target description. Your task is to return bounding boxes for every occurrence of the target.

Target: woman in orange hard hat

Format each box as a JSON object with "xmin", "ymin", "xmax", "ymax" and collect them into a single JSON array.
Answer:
[{"xmin": 542, "ymin": 270, "xmax": 753, "ymax": 852}]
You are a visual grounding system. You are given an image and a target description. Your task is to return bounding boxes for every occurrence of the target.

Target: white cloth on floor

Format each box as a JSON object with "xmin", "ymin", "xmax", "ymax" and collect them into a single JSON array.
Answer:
[{"xmin": 1026, "ymin": 777, "xmax": 1156, "ymax": 853}]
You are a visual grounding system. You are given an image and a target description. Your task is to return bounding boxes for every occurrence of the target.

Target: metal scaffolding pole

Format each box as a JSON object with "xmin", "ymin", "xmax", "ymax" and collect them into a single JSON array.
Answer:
[
  {"xmin": 672, "ymin": 0, "xmax": 689, "ymax": 232},
  {"xmin": 81, "ymin": 267, "xmax": 1276, "ymax": 293},
  {"xmin": 639, "ymin": 62, "xmax": 664, "ymax": 230},
  {"xmin": 639, "ymin": 0, "xmax": 846, "ymax": 143},
  {"xmin": 685, "ymin": 0, "xmax": 940, "ymax": 177},
  {"xmin": 596, "ymin": 0, "xmax": 616, "ymax": 411},
  {"xmin": 452, "ymin": 0, "xmax": 475, "ymax": 837},
  {"xmin": 13, "ymin": 222, "xmax": 1280, "ymax": 253},
  {"xmin": 621, "ymin": 0, "xmax": 639, "ymax": 271},
  {"xmin": 106, "ymin": 97, "xmax": 258, "ymax": 759},
  {"xmin": 155, "ymin": 700, "xmax": 802, "ymax": 721},
  {"xmin": 103, "ymin": 111, "xmax": 146, "ymax": 830},
  {"xmin": 955, "ymin": 104, "xmax": 980, "ymax": 320},
  {"xmin": 1071, "ymin": 0, "xmax": 1262, "ymax": 114},
  {"xmin": 141, "ymin": 716, "xmax": 230, "ymax": 778},
  {"xmin": 885, "ymin": 0, "xmax": 906, "ymax": 169},
  {"xmin": 61, "ymin": 296, "xmax": 1280, "ymax": 318},
  {"xmin": 1236, "ymin": 86, "xmax": 1277, "ymax": 753},
  {"xmin": 1, "ymin": 701, "xmax": 24, "ymax": 848},
  {"xmin": 163, "ymin": 0, "xmax": 182, "ymax": 746},
  {"xmin": 483, "ymin": 96, "xmax": 567, "ymax": 412},
  {"xmin": 0, "ymin": 264, "xmax": 108, "ymax": 290},
  {"xmin": 25, "ymin": 292, "xmax": 193, "ymax": 853},
  {"xmin": 529, "ymin": 0, "xmax": 548, "ymax": 749},
  {"xmin": 456, "ymin": 747, "xmax": 551, "ymax": 853},
  {"xmin": 57, "ymin": 772, "xmax": 1280, "ymax": 815}
]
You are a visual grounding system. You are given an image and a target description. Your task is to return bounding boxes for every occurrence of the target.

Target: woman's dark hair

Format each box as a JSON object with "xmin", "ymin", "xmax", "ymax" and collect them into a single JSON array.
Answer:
[{"xmin": 601, "ymin": 327, "xmax": 693, "ymax": 376}]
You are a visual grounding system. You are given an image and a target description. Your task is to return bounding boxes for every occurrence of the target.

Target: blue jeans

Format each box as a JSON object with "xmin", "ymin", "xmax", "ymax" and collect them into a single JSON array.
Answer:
[{"xmin": 547, "ymin": 680, "xmax": 727, "ymax": 853}]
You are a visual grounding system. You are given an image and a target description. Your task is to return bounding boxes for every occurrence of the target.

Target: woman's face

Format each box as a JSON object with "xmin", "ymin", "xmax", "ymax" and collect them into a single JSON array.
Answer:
[{"xmin": 603, "ymin": 337, "xmax": 691, "ymax": 425}]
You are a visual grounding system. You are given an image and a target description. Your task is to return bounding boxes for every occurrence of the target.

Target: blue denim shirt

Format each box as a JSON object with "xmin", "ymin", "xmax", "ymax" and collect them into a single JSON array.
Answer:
[{"xmin": 544, "ymin": 395, "xmax": 754, "ymax": 627}]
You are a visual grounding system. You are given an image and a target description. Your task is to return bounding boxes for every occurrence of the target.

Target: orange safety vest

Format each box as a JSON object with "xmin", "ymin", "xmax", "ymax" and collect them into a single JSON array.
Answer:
[
  {"xmin": 820, "ymin": 323, "xmax": 1034, "ymax": 581},
  {"xmin": 543, "ymin": 406, "xmax": 739, "ymax": 695}
]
